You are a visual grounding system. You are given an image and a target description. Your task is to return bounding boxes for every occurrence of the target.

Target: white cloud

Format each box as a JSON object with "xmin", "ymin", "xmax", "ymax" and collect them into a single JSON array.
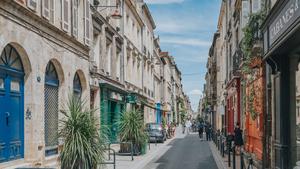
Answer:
[
  {"xmin": 145, "ymin": 0, "xmax": 185, "ymax": 4},
  {"xmin": 161, "ymin": 37, "xmax": 211, "ymax": 47},
  {"xmin": 188, "ymin": 89, "xmax": 202, "ymax": 96}
]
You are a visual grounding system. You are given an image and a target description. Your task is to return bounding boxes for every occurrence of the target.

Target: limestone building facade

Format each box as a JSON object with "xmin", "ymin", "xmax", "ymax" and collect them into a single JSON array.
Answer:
[
  {"xmin": 0, "ymin": 0, "xmax": 91, "ymax": 167},
  {"xmin": 0, "ymin": 0, "xmax": 188, "ymax": 167}
]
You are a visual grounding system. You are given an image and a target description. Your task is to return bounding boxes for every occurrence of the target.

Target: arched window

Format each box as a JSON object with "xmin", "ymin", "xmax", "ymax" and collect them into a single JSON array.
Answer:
[
  {"xmin": 0, "ymin": 44, "xmax": 23, "ymax": 71},
  {"xmin": 45, "ymin": 62, "xmax": 59, "ymax": 86},
  {"xmin": 44, "ymin": 61, "xmax": 59, "ymax": 156},
  {"xmin": 73, "ymin": 72, "xmax": 82, "ymax": 97}
]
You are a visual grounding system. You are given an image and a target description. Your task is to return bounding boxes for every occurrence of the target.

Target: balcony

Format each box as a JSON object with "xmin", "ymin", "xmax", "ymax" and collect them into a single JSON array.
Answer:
[{"xmin": 233, "ymin": 48, "xmax": 243, "ymax": 72}]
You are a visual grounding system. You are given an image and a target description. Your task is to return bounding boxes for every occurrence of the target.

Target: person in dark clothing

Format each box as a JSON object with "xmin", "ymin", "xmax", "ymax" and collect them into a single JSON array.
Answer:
[
  {"xmin": 198, "ymin": 123, "xmax": 204, "ymax": 140},
  {"xmin": 234, "ymin": 123, "xmax": 244, "ymax": 154},
  {"xmin": 205, "ymin": 125, "xmax": 211, "ymax": 141}
]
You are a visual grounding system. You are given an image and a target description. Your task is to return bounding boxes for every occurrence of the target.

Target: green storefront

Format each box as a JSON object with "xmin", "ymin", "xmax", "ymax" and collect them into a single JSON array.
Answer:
[{"xmin": 100, "ymin": 83, "xmax": 126, "ymax": 143}]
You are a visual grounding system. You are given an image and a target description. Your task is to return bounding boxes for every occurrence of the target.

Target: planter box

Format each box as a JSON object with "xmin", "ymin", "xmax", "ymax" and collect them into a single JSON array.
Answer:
[{"xmin": 118, "ymin": 142, "xmax": 141, "ymax": 156}]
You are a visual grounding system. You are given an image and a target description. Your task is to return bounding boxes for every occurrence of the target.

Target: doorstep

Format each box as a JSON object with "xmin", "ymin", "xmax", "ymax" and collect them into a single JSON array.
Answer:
[{"xmin": 0, "ymin": 159, "xmax": 32, "ymax": 169}]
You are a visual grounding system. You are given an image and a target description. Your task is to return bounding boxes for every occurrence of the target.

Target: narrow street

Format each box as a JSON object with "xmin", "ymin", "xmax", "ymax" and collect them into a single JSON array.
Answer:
[{"xmin": 143, "ymin": 133, "xmax": 218, "ymax": 169}]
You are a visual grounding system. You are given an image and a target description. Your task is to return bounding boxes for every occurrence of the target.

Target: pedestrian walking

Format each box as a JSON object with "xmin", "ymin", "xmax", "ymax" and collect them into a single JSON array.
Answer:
[
  {"xmin": 185, "ymin": 120, "xmax": 192, "ymax": 134},
  {"xmin": 182, "ymin": 123, "xmax": 186, "ymax": 134},
  {"xmin": 198, "ymin": 123, "xmax": 204, "ymax": 141},
  {"xmin": 234, "ymin": 123, "xmax": 244, "ymax": 154},
  {"xmin": 205, "ymin": 124, "xmax": 211, "ymax": 141}
]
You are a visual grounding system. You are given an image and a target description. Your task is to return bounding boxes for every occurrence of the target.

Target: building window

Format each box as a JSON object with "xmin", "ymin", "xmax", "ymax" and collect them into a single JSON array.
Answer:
[
  {"xmin": 42, "ymin": 0, "xmax": 55, "ymax": 24},
  {"xmin": 84, "ymin": 0, "xmax": 91, "ymax": 45},
  {"xmin": 73, "ymin": 72, "xmax": 82, "ymax": 98},
  {"xmin": 72, "ymin": 0, "xmax": 79, "ymax": 37},
  {"xmin": 44, "ymin": 61, "xmax": 59, "ymax": 156},
  {"xmin": 62, "ymin": 0, "xmax": 70, "ymax": 32}
]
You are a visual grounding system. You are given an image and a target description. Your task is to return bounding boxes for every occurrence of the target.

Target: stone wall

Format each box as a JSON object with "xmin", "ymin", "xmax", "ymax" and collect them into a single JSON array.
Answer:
[{"xmin": 0, "ymin": 2, "xmax": 90, "ymax": 167}]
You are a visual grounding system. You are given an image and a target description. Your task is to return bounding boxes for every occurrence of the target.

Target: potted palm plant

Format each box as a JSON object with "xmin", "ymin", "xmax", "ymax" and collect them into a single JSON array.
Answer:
[
  {"xmin": 59, "ymin": 96, "xmax": 107, "ymax": 169},
  {"xmin": 118, "ymin": 110, "xmax": 147, "ymax": 155}
]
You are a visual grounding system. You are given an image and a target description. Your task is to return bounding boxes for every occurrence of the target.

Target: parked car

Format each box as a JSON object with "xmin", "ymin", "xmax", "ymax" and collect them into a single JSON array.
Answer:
[{"xmin": 145, "ymin": 123, "xmax": 166, "ymax": 143}]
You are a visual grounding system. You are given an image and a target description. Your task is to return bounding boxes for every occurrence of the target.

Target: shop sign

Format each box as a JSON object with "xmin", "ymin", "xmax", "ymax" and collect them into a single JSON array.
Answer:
[
  {"xmin": 269, "ymin": 0, "xmax": 300, "ymax": 46},
  {"xmin": 109, "ymin": 92, "xmax": 123, "ymax": 101},
  {"xmin": 126, "ymin": 95, "xmax": 137, "ymax": 103}
]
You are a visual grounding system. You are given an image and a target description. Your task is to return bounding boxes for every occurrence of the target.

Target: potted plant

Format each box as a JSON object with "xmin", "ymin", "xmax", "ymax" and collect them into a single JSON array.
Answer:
[
  {"xmin": 59, "ymin": 95, "xmax": 107, "ymax": 169},
  {"xmin": 118, "ymin": 110, "xmax": 147, "ymax": 155}
]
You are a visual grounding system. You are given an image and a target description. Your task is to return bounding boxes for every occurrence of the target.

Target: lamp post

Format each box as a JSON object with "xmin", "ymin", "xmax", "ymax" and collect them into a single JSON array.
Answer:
[{"xmin": 223, "ymin": 91, "xmax": 228, "ymax": 136}]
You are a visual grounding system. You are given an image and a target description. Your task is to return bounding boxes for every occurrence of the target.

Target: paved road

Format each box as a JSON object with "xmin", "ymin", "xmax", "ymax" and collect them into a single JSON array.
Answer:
[{"xmin": 143, "ymin": 133, "xmax": 219, "ymax": 169}]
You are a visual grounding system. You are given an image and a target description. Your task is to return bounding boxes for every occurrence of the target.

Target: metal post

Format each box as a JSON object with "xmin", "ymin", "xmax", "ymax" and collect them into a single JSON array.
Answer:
[
  {"xmin": 232, "ymin": 145, "xmax": 236, "ymax": 169},
  {"xmin": 249, "ymin": 158, "xmax": 253, "ymax": 169},
  {"xmin": 131, "ymin": 142, "xmax": 134, "ymax": 161},
  {"xmin": 113, "ymin": 150, "xmax": 116, "ymax": 169},
  {"xmin": 222, "ymin": 141, "xmax": 225, "ymax": 157},
  {"xmin": 155, "ymin": 136, "xmax": 157, "ymax": 146},
  {"xmin": 217, "ymin": 138, "xmax": 220, "ymax": 150},
  {"xmin": 108, "ymin": 143, "xmax": 111, "ymax": 161},
  {"xmin": 228, "ymin": 144, "xmax": 231, "ymax": 167},
  {"xmin": 241, "ymin": 151, "xmax": 244, "ymax": 169}
]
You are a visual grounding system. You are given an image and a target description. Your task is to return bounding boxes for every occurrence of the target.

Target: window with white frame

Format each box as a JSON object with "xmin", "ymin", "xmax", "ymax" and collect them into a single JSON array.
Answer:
[
  {"xmin": 84, "ymin": 0, "xmax": 91, "ymax": 45},
  {"xmin": 62, "ymin": 0, "xmax": 70, "ymax": 32},
  {"xmin": 42, "ymin": 0, "xmax": 55, "ymax": 24},
  {"xmin": 72, "ymin": 0, "xmax": 79, "ymax": 38}
]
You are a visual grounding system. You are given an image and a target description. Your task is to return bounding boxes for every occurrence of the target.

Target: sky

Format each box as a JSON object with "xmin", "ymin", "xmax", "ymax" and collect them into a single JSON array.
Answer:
[{"xmin": 145, "ymin": 0, "xmax": 221, "ymax": 111}]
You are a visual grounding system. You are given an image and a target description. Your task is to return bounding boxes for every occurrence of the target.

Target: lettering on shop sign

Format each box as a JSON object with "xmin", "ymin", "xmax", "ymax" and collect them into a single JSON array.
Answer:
[
  {"xmin": 110, "ymin": 92, "xmax": 123, "ymax": 101},
  {"xmin": 269, "ymin": 0, "xmax": 300, "ymax": 46}
]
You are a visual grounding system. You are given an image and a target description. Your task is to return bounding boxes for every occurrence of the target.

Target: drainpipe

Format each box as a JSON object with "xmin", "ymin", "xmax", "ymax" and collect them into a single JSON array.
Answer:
[
  {"xmin": 141, "ymin": 26, "xmax": 144, "ymax": 95},
  {"xmin": 121, "ymin": 0, "xmax": 125, "ymax": 84}
]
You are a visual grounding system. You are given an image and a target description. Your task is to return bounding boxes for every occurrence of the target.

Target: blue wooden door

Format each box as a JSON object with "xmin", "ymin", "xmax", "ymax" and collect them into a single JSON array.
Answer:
[
  {"xmin": 0, "ymin": 45, "xmax": 24, "ymax": 163},
  {"xmin": 0, "ymin": 74, "xmax": 8, "ymax": 162}
]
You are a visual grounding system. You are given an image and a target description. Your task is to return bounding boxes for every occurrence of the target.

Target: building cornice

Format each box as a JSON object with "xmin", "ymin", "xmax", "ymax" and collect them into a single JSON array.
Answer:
[
  {"xmin": 142, "ymin": 3, "xmax": 156, "ymax": 29},
  {"xmin": 125, "ymin": 0, "xmax": 144, "ymax": 27}
]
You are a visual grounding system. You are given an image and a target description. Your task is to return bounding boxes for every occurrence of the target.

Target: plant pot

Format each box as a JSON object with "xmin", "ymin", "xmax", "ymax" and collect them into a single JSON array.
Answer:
[
  {"xmin": 119, "ymin": 142, "xmax": 141, "ymax": 155},
  {"xmin": 141, "ymin": 143, "xmax": 147, "ymax": 155}
]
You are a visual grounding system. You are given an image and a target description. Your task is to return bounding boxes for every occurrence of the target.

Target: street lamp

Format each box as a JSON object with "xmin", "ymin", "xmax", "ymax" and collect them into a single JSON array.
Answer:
[{"xmin": 93, "ymin": 0, "xmax": 122, "ymax": 19}]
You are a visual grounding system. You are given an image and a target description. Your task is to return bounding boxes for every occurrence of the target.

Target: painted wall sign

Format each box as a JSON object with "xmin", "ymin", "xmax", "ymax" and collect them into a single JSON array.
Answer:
[
  {"xmin": 109, "ymin": 91, "xmax": 123, "ymax": 101},
  {"xmin": 269, "ymin": 0, "xmax": 300, "ymax": 46}
]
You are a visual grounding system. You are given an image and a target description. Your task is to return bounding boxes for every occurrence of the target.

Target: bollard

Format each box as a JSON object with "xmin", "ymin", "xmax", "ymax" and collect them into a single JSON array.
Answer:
[
  {"xmin": 248, "ymin": 158, "xmax": 254, "ymax": 169},
  {"xmin": 221, "ymin": 141, "xmax": 225, "ymax": 157},
  {"xmin": 108, "ymin": 143, "xmax": 111, "ymax": 161},
  {"xmin": 113, "ymin": 150, "xmax": 116, "ymax": 169},
  {"xmin": 131, "ymin": 142, "xmax": 134, "ymax": 161},
  {"xmin": 232, "ymin": 145, "xmax": 236, "ymax": 169},
  {"xmin": 228, "ymin": 144, "xmax": 231, "ymax": 167},
  {"xmin": 240, "ymin": 151, "xmax": 244, "ymax": 169}
]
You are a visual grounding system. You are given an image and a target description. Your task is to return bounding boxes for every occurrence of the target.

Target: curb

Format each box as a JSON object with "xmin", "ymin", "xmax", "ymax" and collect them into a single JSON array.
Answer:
[{"xmin": 209, "ymin": 142, "xmax": 227, "ymax": 169}]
